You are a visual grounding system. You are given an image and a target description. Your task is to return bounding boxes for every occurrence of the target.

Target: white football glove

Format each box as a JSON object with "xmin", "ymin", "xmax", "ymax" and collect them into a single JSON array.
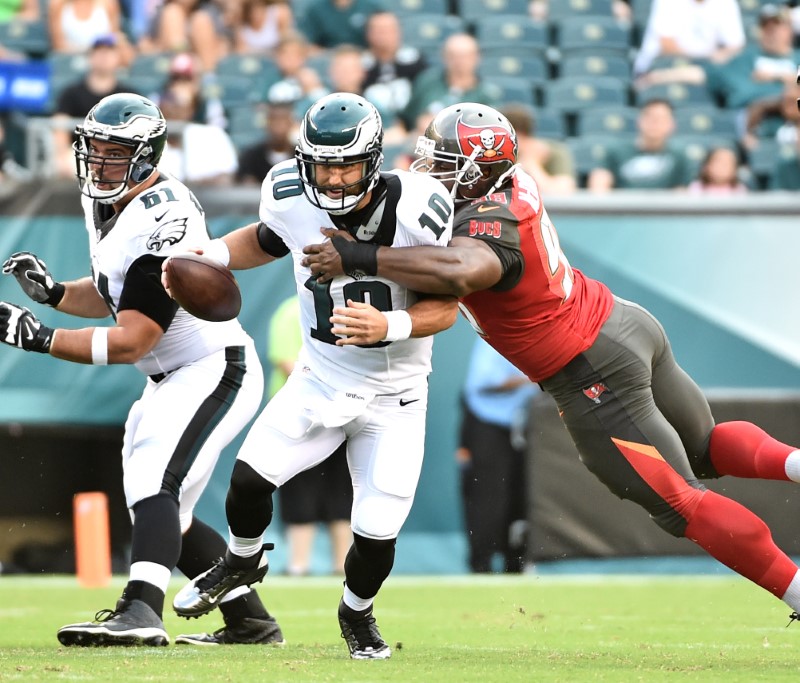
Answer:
[
  {"xmin": 0, "ymin": 302, "xmax": 53, "ymax": 353},
  {"xmin": 2, "ymin": 252, "xmax": 65, "ymax": 306}
]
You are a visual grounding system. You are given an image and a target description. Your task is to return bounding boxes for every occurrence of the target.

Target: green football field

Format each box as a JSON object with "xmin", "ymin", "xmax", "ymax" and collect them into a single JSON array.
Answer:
[{"xmin": 0, "ymin": 574, "xmax": 797, "ymax": 682}]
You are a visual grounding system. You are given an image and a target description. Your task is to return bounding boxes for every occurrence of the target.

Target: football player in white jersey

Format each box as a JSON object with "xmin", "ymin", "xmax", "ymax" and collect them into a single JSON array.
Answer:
[
  {"xmin": 0, "ymin": 93, "xmax": 283, "ymax": 648},
  {"xmin": 169, "ymin": 93, "xmax": 459, "ymax": 659}
]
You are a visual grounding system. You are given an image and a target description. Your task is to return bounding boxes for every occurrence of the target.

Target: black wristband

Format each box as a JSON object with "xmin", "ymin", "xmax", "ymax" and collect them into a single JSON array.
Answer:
[
  {"xmin": 331, "ymin": 236, "xmax": 378, "ymax": 277},
  {"xmin": 28, "ymin": 323, "xmax": 53, "ymax": 353},
  {"xmin": 47, "ymin": 282, "xmax": 65, "ymax": 308}
]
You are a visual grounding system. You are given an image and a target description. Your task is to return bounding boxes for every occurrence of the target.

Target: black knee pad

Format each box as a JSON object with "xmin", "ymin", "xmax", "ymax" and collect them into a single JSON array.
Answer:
[
  {"xmin": 229, "ymin": 460, "xmax": 277, "ymax": 498},
  {"xmin": 352, "ymin": 534, "xmax": 396, "ymax": 561},
  {"xmin": 226, "ymin": 460, "xmax": 277, "ymax": 538}
]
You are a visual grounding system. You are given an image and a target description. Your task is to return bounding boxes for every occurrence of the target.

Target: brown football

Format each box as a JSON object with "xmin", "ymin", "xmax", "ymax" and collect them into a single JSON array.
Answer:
[{"xmin": 165, "ymin": 253, "xmax": 241, "ymax": 322}]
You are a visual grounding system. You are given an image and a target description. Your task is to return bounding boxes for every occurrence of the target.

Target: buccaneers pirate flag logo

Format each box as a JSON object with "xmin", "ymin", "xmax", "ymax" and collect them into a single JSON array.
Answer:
[{"xmin": 456, "ymin": 119, "xmax": 515, "ymax": 162}]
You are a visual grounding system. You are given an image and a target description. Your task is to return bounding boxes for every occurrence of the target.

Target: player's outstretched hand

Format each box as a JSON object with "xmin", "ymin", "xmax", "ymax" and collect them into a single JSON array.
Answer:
[
  {"xmin": 0, "ymin": 301, "xmax": 53, "ymax": 353},
  {"xmin": 302, "ymin": 228, "xmax": 354, "ymax": 282},
  {"xmin": 2, "ymin": 252, "xmax": 65, "ymax": 306},
  {"xmin": 331, "ymin": 299, "xmax": 389, "ymax": 346}
]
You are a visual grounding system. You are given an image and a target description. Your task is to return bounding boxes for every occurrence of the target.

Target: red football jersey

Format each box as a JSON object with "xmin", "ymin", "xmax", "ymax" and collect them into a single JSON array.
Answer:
[{"xmin": 455, "ymin": 168, "xmax": 614, "ymax": 382}]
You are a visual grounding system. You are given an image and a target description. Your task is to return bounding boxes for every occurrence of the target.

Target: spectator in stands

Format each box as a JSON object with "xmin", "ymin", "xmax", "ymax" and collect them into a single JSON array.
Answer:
[
  {"xmin": 502, "ymin": 104, "xmax": 576, "ymax": 196},
  {"xmin": 158, "ymin": 71, "xmax": 238, "ymax": 185},
  {"xmin": 402, "ymin": 33, "xmax": 499, "ymax": 132},
  {"xmin": 769, "ymin": 122, "xmax": 800, "ymax": 189},
  {"xmin": 306, "ymin": 43, "xmax": 406, "ymax": 143},
  {"xmin": 362, "ymin": 11, "xmax": 426, "ymax": 132},
  {"xmin": 139, "ymin": 0, "xmax": 238, "ymax": 74},
  {"xmin": 708, "ymin": 4, "xmax": 800, "ymax": 112},
  {"xmin": 265, "ymin": 31, "xmax": 327, "ymax": 119},
  {"xmin": 687, "ymin": 145, "xmax": 748, "ymax": 194},
  {"xmin": 48, "ymin": 0, "xmax": 135, "ymax": 64},
  {"xmin": 155, "ymin": 51, "xmax": 227, "ymax": 128},
  {"xmin": 266, "ymin": 295, "xmax": 353, "ymax": 577},
  {"xmin": 743, "ymin": 73, "xmax": 800, "ymax": 150},
  {"xmin": 51, "ymin": 34, "xmax": 131, "ymax": 178},
  {"xmin": 457, "ymin": 337, "xmax": 538, "ymax": 574},
  {"xmin": 0, "ymin": 0, "xmax": 39, "ymax": 21},
  {"xmin": 297, "ymin": 0, "xmax": 386, "ymax": 51},
  {"xmin": 587, "ymin": 98, "xmax": 691, "ymax": 191},
  {"xmin": 235, "ymin": 98, "xmax": 297, "ymax": 185},
  {"xmin": 633, "ymin": 0, "xmax": 745, "ymax": 78},
  {"xmin": 0, "ymin": 117, "xmax": 31, "ymax": 188},
  {"xmin": 235, "ymin": 0, "xmax": 293, "ymax": 55}
]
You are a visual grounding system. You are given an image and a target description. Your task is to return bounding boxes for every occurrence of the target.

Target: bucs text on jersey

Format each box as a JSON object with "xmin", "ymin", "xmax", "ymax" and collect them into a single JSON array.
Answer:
[
  {"xmin": 454, "ymin": 167, "xmax": 614, "ymax": 383},
  {"xmin": 83, "ymin": 173, "xmax": 251, "ymax": 377},
  {"xmin": 259, "ymin": 158, "xmax": 453, "ymax": 395}
]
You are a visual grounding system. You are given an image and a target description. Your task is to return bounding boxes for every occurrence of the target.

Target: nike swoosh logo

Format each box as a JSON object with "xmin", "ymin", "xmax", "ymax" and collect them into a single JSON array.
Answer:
[
  {"xmin": 399, "ymin": 398, "xmax": 419, "ymax": 406},
  {"xmin": 155, "ymin": 212, "xmax": 168, "ymax": 222},
  {"xmin": 476, "ymin": 205, "xmax": 500, "ymax": 213}
]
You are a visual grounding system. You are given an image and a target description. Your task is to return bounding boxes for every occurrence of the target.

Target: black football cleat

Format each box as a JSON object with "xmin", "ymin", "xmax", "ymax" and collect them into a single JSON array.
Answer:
[
  {"xmin": 338, "ymin": 599, "xmax": 391, "ymax": 660},
  {"xmin": 57, "ymin": 598, "xmax": 169, "ymax": 647},
  {"xmin": 175, "ymin": 615, "xmax": 285, "ymax": 646}
]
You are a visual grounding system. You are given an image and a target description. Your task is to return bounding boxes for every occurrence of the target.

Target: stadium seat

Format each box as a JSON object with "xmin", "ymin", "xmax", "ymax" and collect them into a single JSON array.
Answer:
[
  {"xmin": 485, "ymin": 76, "xmax": 537, "ymax": 107},
  {"xmin": 479, "ymin": 54, "xmax": 548, "ymax": 88},
  {"xmin": 635, "ymin": 82, "xmax": 714, "ymax": 107},
  {"xmin": 576, "ymin": 106, "xmax": 638, "ymax": 137},
  {"xmin": 204, "ymin": 76, "xmax": 261, "ymax": 108},
  {"xmin": 673, "ymin": 106, "xmax": 738, "ymax": 137},
  {"xmin": 630, "ymin": 0, "xmax": 654, "ymax": 24},
  {"xmin": 125, "ymin": 74, "xmax": 169, "ymax": 101},
  {"xmin": 546, "ymin": 0, "xmax": 615, "ymax": 20},
  {"xmin": 0, "ymin": 19, "xmax": 49, "ymax": 56},
  {"xmin": 746, "ymin": 139, "xmax": 791, "ymax": 190},
  {"xmin": 558, "ymin": 53, "xmax": 632, "ymax": 80},
  {"xmin": 400, "ymin": 14, "xmax": 468, "ymax": 54},
  {"xmin": 215, "ymin": 54, "xmax": 281, "ymax": 94},
  {"xmin": 553, "ymin": 16, "xmax": 633, "ymax": 56},
  {"xmin": 566, "ymin": 135, "xmax": 618, "ymax": 186},
  {"xmin": 475, "ymin": 17, "xmax": 548, "ymax": 54},
  {"xmin": 542, "ymin": 76, "xmax": 630, "ymax": 114},
  {"xmin": 127, "ymin": 53, "xmax": 174, "ymax": 80},
  {"xmin": 456, "ymin": 0, "xmax": 529, "ymax": 23},
  {"xmin": 48, "ymin": 52, "xmax": 88, "ymax": 81},
  {"xmin": 530, "ymin": 108, "xmax": 567, "ymax": 140},
  {"xmin": 394, "ymin": 0, "xmax": 447, "ymax": 16},
  {"xmin": 227, "ymin": 104, "xmax": 268, "ymax": 152},
  {"xmin": 671, "ymin": 133, "xmax": 739, "ymax": 178}
]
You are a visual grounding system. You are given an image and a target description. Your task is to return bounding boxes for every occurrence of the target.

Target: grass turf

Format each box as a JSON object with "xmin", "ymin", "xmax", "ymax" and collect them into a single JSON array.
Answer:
[{"xmin": 0, "ymin": 574, "xmax": 797, "ymax": 682}]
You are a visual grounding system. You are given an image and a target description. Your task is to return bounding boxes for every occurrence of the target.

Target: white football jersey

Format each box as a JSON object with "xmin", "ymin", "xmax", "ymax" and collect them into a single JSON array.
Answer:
[
  {"xmin": 259, "ymin": 159, "xmax": 453, "ymax": 395},
  {"xmin": 82, "ymin": 173, "xmax": 250, "ymax": 376}
]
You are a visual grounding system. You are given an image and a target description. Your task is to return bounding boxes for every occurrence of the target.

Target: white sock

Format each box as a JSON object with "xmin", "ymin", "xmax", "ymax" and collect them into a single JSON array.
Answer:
[
  {"xmin": 784, "ymin": 451, "xmax": 800, "ymax": 483},
  {"xmin": 343, "ymin": 585, "xmax": 373, "ymax": 613},
  {"xmin": 228, "ymin": 532, "xmax": 264, "ymax": 560},
  {"xmin": 129, "ymin": 561, "xmax": 172, "ymax": 593},
  {"xmin": 219, "ymin": 586, "xmax": 251, "ymax": 604},
  {"xmin": 782, "ymin": 569, "xmax": 800, "ymax": 612}
]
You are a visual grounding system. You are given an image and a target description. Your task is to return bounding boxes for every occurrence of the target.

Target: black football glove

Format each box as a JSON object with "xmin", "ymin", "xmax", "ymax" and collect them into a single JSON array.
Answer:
[
  {"xmin": 2, "ymin": 252, "xmax": 65, "ymax": 307},
  {"xmin": 0, "ymin": 302, "xmax": 54, "ymax": 353}
]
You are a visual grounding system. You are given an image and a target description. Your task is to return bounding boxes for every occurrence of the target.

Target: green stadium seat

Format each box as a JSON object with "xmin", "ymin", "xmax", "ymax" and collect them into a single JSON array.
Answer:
[
  {"xmin": 636, "ymin": 82, "xmax": 714, "ymax": 107},
  {"xmin": 543, "ymin": 76, "xmax": 630, "ymax": 114},
  {"xmin": 127, "ymin": 52, "xmax": 174, "ymax": 80},
  {"xmin": 553, "ymin": 16, "xmax": 633, "ymax": 56},
  {"xmin": 475, "ymin": 17, "xmax": 548, "ymax": 54},
  {"xmin": 530, "ymin": 108, "xmax": 567, "ymax": 140},
  {"xmin": 215, "ymin": 54, "xmax": 281, "ymax": 94},
  {"xmin": 485, "ymin": 76, "xmax": 537, "ymax": 107},
  {"xmin": 566, "ymin": 135, "xmax": 619, "ymax": 186},
  {"xmin": 576, "ymin": 106, "xmax": 638, "ymax": 137},
  {"xmin": 0, "ymin": 19, "xmax": 49, "ymax": 56},
  {"xmin": 457, "ymin": 0, "xmax": 529, "ymax": 23},
  {"xmin": 399, "ymin": 14, "xmax": 468, "ymax": 53},
  {"xmin": 671, "ymin": 133, "xmax": 739, "ymax": 178},
  {"xmin": 559, "ymin": 53, "xmax": 632, "ymax": 80},
  {"xmin": 395, "ymin": 0, "xmax": 447, "ymax": 16},
  {"xmin": 673, "ymin": 106, "xmax": 738, "ymax": 137},
  {"xmin": 479, "ymin": 54, "xmax": 548, "ymax": 88},
  {"xmin": 547, "ymin": 0, "xmax": 615, "ymax": 20}
]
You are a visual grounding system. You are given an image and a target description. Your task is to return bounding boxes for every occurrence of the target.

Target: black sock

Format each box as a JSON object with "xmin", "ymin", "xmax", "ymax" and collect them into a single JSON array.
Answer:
[{"xmin": 122, "ymin": 580, "xmax": 165, "ymax": 619}]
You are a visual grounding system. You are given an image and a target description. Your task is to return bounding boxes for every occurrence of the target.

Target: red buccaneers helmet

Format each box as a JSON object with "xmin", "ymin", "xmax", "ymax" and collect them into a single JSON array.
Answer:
[{"xmin": 410, "ymin": 102, "xmax": 518, "ymax": 200}]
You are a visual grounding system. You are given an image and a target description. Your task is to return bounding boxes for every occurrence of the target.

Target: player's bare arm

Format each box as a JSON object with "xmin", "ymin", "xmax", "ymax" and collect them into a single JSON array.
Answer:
[
  {"xmin": 56, "ymin": 277, "xmax": 111, "ymax": 318},
  {"xmin": 331, "ymin": 294, "xmax": 458, "ymax": 346},
  {"xmin": 50, "ymin": 309, "xmax": 163, "ymax": 364},
  {"xmin": 222, "ymin": 222, "xmax": 278, "ymax": 270},
  {"xmin": 303, "ymin": 228, "xmax": 504, "ymax": 297}
]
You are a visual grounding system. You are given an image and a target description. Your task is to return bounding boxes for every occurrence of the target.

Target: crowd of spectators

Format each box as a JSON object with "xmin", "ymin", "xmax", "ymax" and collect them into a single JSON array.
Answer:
[{"xmin": 1, "ymin": 0, "xmax": 800, "ymax": 192}]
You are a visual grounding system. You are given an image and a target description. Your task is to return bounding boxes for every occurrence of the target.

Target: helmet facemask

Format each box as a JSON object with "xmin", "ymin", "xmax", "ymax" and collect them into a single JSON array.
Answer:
[
  {"xmin": 296, "ymin": 149, "xmax": 383, "ymax": 215},
  {"xmin": 73, "ymin": 95, "xmax": 167, "ymax": 205},
  {"xmin": 411, "ymin": 136, "xmax": 484, "ymax": 200}
]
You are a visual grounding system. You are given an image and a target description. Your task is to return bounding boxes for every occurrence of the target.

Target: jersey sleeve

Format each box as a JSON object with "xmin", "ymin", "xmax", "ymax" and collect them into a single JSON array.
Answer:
[
  {"xmin": 257, "ymin": 159, "xmax": 306, "ymax": 251},
  {"xmin": 392, "ymin": 171, "xmax": 454, "ymax": 247},
  {"xmin": 455, "ymin": 195, "xmax": 524, "ymax": 292}
]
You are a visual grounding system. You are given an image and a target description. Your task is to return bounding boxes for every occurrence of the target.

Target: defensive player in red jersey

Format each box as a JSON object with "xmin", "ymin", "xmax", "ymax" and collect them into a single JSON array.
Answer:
[{"xmin": 303, "ymin": 102, "xmax": 800, "ymax": 621}]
